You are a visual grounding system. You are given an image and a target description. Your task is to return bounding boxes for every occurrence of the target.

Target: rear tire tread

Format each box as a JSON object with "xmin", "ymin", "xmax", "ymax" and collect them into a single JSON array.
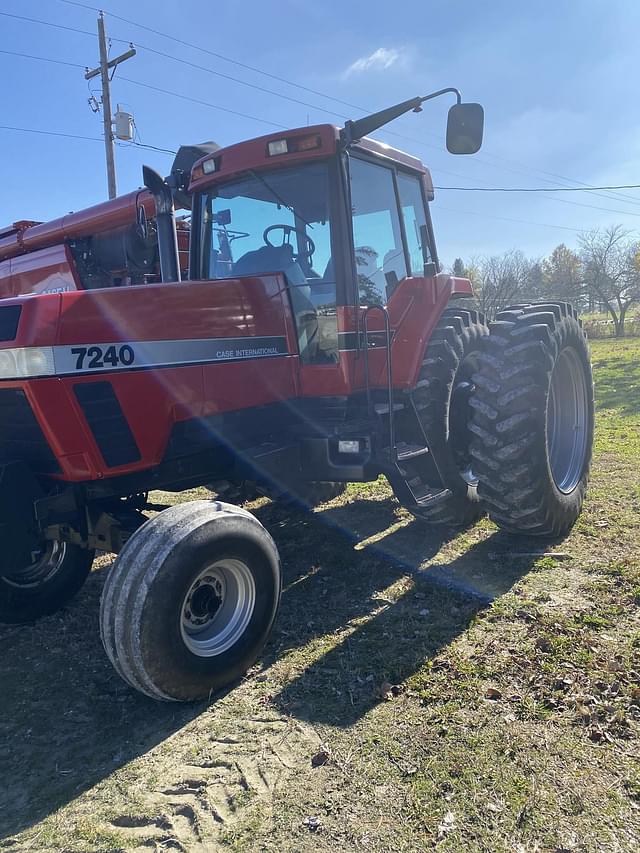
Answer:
[{"xmin": 470, "ymin": 302, "xmax": 594, "ymax": 537}]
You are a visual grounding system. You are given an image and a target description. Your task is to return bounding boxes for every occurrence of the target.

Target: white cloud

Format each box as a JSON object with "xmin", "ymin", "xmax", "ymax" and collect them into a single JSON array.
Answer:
[{"xmin": 342, "ymin": 47, "xmax": 400, "ymax": 78}]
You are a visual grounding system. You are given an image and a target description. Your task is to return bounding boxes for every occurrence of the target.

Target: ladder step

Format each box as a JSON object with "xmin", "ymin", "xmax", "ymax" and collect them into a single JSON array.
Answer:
[
  {"xmin": 413, "ymin": 486, "xmax": 452, "ymax": 508},
  {"xmin": 383, "ymin": 443, "xmax": 429, "ymax": 462},
  {"xmin": 396, "ymin": 442, "xmax": 429, "ymax": 461},
  {"xmin": 374, "ymin": 402, "xmax": 405, "ymax": 415},
  {"xmin": 413, "ymin": 378, "xmax": 433, "ymax": 391}
]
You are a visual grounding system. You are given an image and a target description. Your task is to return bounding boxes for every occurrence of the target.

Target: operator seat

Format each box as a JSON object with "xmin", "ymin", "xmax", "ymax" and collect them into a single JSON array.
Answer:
[
  {"xmin": 232, "ymin": 244, "xmax": 319, "ymax": 361},
  {"xmin": 382, "ymin": 248, "xmax": 406, "ymax": 298}
]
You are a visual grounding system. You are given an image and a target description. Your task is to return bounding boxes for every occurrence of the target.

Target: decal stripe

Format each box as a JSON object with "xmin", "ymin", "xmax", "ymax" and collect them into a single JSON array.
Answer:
[{"xmin": 0, "ymin": 336, "xmax": 290, "ymax": 380}]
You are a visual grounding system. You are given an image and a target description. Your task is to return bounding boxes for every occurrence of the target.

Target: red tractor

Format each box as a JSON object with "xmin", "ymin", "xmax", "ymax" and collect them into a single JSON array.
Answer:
[{"xmin": 0, "ymin": 90, "xmax": 593, "ymax": 701}]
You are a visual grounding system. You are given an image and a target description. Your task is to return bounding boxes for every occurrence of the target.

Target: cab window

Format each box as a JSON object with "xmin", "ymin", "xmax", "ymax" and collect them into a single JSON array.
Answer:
[
  {"xmin": 397, "ymin": 172, "xmax": 430, "ymax": 275},
  {"xmin": 349, "ymin": 158, "xmax": 407, "ymax": 306}
]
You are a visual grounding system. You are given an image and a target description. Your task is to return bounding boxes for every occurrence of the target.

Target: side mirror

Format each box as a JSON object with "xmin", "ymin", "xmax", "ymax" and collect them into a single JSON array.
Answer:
[{"xmin": 446, "ymin": 102, "xmax": 484, "ymax": 154}]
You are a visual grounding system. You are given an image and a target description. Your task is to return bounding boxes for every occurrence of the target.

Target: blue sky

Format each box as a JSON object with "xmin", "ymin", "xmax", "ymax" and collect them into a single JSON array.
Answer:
[{"xmin": 1, "ymin": 0, "xmax": 640, "ymax": 265}]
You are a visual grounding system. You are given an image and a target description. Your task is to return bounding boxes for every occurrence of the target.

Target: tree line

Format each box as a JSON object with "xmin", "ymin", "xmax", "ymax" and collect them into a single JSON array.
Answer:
[{"xmin": 451, "ymin": 224, "xmax": 640, "ymax": 336}]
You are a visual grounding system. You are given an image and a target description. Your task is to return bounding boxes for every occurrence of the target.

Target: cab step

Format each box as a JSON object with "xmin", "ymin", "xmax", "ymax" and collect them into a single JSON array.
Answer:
[
  {"xmin": 382, "ymin": 442, "xmax": 429, "ymax": 463},
  {"xmin": 387, "ymin": 465, "xmax": 451, "ymax": 512},
  {"xmin": 374, "ymin": 402, "xmax": 405, "ymax": 415},
  {"xmin": 396, "ymin": 442, "xmax": 429, "ymax": 461},
  {"xmin": 412, "ymin": 486, "xmax": 451, "ymax": 508}
]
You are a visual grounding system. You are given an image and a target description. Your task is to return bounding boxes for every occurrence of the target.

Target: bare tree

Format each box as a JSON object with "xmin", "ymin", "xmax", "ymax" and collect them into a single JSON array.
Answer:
[
  {"xmin": 475, "ymin": 250, "xmax": 533, "ymax": 318},
  {"xmin": 579, "ymin": 226, "xmax": 640, "ymax": 337}
]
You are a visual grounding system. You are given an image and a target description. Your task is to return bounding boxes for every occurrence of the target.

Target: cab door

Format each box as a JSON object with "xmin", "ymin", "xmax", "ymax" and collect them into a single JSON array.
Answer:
[{"xmin": 341, "ymin": 153, "xmax": 448, "ymax": 394}]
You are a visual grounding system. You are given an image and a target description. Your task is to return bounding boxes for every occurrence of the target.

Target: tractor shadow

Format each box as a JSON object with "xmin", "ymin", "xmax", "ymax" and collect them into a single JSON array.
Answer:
[
  {"xmin": 0, "ymin": 495, "xmax": 539, "ymax": 840},
  {"xmin": 255, "ymin": 498, "xmax": 540, "ymax": 727}
]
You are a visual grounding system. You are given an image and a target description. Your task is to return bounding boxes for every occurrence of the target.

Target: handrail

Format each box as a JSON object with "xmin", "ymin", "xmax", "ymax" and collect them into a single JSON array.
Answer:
[{"xmin": 362, "ymin": 305, "xmax": 396, "ymax": 462}]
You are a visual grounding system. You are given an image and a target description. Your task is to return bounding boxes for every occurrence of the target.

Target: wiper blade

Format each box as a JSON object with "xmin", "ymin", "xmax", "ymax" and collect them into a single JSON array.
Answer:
[{"xmin": 248, "ymin": 169, "xmax": 313, "ymax": 229}]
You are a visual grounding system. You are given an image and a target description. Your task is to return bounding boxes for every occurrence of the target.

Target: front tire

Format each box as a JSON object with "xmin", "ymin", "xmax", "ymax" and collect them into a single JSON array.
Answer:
[
  {"xmin": 0, "ymin": 542, "xmax": 94, "ymax": 624},
  {"xmin": 100, "ymin": 500, "xmax": 281, "ymax": 701},
  {"xmin": 469, "ymin": 303, "xmax": 594, "ymax": 537}
]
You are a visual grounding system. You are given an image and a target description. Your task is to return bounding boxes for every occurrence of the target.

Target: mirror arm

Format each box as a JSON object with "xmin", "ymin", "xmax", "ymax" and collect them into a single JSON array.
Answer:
[
  {"xmin": 419, "ymin": 87, "xmax": 461, "ymax": 107},
  {"xmin": 340, "ymin": 88, "xmax": 462, "ymax": 147}
]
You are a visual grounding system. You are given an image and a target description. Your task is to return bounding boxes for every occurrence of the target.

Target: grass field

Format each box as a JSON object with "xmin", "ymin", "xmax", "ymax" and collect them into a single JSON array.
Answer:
[{"xmin": 1, "ymin": 337, "xmax": 639, "ymax": 852}]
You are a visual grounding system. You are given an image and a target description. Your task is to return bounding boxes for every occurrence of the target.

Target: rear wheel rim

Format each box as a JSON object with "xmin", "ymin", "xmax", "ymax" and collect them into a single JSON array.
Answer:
[
  {"xmin": 546, "ymin": 346, "xmax": 589, "ymax": 493},
  {"xmin": 3, "ymin": 541, "xmax": 67, "ymax": 588},
  {"xmin": 450, "ymin": 368, "xmax": 479, "ymax": 488},
  {"xmin": 180, "ymin": 559, "xmax": 256, "ymax": 657}
]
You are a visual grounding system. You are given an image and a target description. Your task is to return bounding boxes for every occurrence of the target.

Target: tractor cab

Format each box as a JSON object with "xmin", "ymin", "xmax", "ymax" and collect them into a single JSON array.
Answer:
[{"xmin": 185, "ymin": 124, "xmax": 437, "ymax": 368}]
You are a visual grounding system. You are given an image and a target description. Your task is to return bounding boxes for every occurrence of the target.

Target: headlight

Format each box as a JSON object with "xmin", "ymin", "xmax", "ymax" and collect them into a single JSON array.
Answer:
[
  {"xmin": 17, "ymin": 347, "xmax": 56, "ymax": 377},
  {"xmin": 0, "ymin": 347, "xmax": 56, "ymax": 379},
  {"xmin": 0, "ymin": 350, "xmax": 17, "ymax": 378}
]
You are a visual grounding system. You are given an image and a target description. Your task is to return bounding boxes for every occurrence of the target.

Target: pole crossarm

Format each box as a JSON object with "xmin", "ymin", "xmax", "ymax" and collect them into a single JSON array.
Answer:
[{"xmin": 84, "ymin": 46, "xmax": 136, "ymax": 80}]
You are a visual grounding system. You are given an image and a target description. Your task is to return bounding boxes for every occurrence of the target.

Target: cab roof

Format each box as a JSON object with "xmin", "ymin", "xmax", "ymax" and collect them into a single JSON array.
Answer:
[{"xmin": 188, "ymin": 123, "xmax": 429, "ymax": 193}]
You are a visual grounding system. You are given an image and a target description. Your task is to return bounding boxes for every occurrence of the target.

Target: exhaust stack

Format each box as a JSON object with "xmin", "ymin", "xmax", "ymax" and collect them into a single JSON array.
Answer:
[{"xmin": 142, "ymin": 165, "xmax": 181, "ymax": 283}]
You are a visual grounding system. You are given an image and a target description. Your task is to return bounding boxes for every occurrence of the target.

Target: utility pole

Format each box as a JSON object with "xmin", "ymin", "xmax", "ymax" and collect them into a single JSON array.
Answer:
[{"xmin": 85, "ymin": 12, "xmax": 136, "ymax": 199}]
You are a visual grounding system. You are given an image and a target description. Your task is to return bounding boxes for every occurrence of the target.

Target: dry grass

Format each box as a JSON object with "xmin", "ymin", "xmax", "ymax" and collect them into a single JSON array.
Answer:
[{"xmin": 1, "ymin": 337, "xmax": 639, "ymax": 852}]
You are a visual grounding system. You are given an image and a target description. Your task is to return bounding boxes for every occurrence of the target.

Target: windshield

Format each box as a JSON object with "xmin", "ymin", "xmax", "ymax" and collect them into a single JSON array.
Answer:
[
  {"xmin": 201, "ymin": 163, "xmax": 332, "ymax": 291},
  {"xmin": 200, "ymin": 161, "xmax": 338, "ymax": 363}
]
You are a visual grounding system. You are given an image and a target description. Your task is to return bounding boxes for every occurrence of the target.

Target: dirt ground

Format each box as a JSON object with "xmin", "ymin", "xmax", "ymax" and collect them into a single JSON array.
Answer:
[{"xmin": 0, "ymin": 336, "xmax": 639, "ymax": 852}]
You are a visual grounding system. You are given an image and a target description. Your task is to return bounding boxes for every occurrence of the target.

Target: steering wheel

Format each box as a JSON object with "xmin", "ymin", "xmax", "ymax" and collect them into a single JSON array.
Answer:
[{"xmin": 263, "ymin": 224, "xmax": 315, "ymax": 267}]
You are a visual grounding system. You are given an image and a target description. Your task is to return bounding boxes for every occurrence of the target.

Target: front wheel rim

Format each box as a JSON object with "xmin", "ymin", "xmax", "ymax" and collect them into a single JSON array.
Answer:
[
  {"xmin": 546, "ymin": 346, "xmax": 590, "ymax": 493},
  {"xmin": 180, "ymin": 559, "xmax": 256, "ymax": 657}
]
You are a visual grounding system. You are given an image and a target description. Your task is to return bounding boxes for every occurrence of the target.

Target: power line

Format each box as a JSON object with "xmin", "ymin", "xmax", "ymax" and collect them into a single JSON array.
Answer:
[
  {"xmin": 3, "ymin": 46, "xmax": 639, "ymax": 219},
  {"xmin": 133, "ymin": 42, "xmax": 353, "ymax": 122},
  {"xmin": 13, "ymin": 4, "xmax": 640, "ymax": 212},
  {"xmin": 0, "ymin": 11, "xmax": 441, "ymax": 155},
  {"xmin": 117, "ymin": 76, "xmax": 289, "ymax": 130},
  {"xmin": 131, "ymin": 141, "xmax": 176, "ymax": 155},
  {"xmin": 0, "ymin": 48, "xmax": 85, "ymax": 68},
  {"xmin": 435, "ymin": 183, "xmax": 640, "ymax": 193},
  {"xmin": 0, "ymin": 124, "xmax": 175, "ymax": 155},
  {"xmin": 468, "ymin": 149, "xmax": 640, "ymax": 208},
  {"xmin": 5, "ymin": 6, "xmax": 640, "ymax": 223},
  {"xmin": 432, "ymin": 182, "xmax": 640, "ymax": 220},
  {"xmin": 51, "ymin": 1, "xmax": 640, "ymax": 210},
  {"xmin": 0, "ymin": 124, "xmax": 102, "ymax": 142},
  {"xmin": 0, "ymin": 25, "xmax": 301, "ymax": 132},
  {"xmin": 0, "ymin": 132, "xmax": 600, "ymax": 235},
  {"xmin": 433, "ymin": 206, "xmax": 583, "ymax": 234},
  {"xmin": 55, "ymin": 0, "xmax": 367, "ymax": 113},
  {"xmin": 5, "ymin": 46, "xmax": 638, "ymax": 219},
  {"xmin": 0, "ymin": 10, "xmax": 95, "ymax": 39}
]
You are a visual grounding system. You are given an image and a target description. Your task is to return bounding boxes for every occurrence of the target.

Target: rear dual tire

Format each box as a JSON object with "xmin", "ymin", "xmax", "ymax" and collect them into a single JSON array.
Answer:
[
  {"xmin": 408, "ymin": 306, "xmax": 489, "ymax": 525},
  {"xmin": 470, "ymin": 303, "xmax": 594, "ymax": 537},
  {"xmin": 100, "ymin": 500, "xmax": 281, "ymax": 702}
]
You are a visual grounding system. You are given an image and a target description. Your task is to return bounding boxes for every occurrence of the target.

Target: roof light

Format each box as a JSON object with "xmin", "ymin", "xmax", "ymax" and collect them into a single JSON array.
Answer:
[
  {"xmin": 202, "ymin": 157, "xmax": 217, "ymax": 174},
  {"xmin": 292, "ymin": 134, "xmax": 322, "ymax": 152},
  {"xmin": 267, "ymin": 139, "xmax": 288, "ymax": 156}
]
